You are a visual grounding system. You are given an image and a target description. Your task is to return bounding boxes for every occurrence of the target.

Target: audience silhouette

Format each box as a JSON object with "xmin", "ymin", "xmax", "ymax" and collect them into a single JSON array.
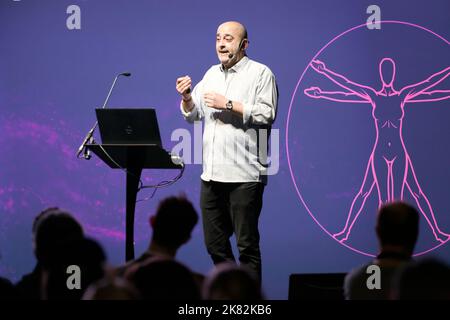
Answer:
[
  {"xmin": 1, "ymin": 198, "xmax": 448, "ymax": 301},
  {"xmin": 117, "ymin": 195, "xmax": 203, "ymax": 287},
  {"xmin": 344, "ymin": 201, "xmax": 419, "ymax": 299},
  {"xmin": 203, "ymin": 262, "xmax": 264, "ymax": 300},
  {"xmin": 15, "ymin": 207, "xmax": 84, "ymax": 299},
  {"xmin": 392, "ymin": 257, "xmax": 450, "ymax": 300},
  {"xmin": 126, "ymin": 257, "xmax": 201, "ymax": 300},
  {"xmin": 82, "ymin": 277, "xmax": 140, "ymax": 300},
  {"xmin": 43, "ymin": 237, "xmax": 106, "ymax": 300}
]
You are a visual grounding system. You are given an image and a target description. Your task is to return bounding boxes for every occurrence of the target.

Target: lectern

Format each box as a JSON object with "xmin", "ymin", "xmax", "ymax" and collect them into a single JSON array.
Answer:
[{"xmin": 86, "ymin": 143, "xmax": 182, "ymax": 261}]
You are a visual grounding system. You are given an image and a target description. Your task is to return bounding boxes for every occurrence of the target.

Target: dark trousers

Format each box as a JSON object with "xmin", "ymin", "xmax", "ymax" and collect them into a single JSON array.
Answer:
[{"xmin": 200, "ymin": 180, "xmax": 265, "ymax": 282}]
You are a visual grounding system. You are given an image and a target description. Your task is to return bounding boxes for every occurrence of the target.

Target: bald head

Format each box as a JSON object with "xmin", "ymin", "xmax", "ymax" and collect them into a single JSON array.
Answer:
[
  {"xmin": 216, "ymin": 21, "xmax": 249, "ymax": 69},
  {"xmin": 217, "ymin": 21, "xmax": 248, "ymax": 41}
]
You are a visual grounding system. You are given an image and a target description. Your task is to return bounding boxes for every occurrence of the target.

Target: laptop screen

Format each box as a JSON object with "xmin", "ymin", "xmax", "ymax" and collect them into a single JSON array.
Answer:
[{"xmin": 95, "ymin": 108, "xmax": 162, "ymax": 146}]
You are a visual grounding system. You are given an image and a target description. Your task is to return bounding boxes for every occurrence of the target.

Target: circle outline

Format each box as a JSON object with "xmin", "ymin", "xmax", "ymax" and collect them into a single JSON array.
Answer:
[{"xmin": 285, "ymin": 20, "xmax": 450, "ymax": 257}]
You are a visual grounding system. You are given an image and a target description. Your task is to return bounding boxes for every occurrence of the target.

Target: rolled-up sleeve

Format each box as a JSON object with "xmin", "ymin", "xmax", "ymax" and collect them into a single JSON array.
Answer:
[
  {"xmin": 180, "ymin": 80, "xmax": 204, "ymax": 123},
  {"xmin": 180, "ymin": 101, "xmax": 199, "ymax": 122},
  {"xmin": 243, "ymin": 68, "xmax": 278, "ymax": 125}
]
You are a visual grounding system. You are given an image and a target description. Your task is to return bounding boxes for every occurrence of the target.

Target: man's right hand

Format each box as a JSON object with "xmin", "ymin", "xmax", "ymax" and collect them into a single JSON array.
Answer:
[{"xmin": 176, "ymin": 76, "xmax": 192, "ymax": 101}]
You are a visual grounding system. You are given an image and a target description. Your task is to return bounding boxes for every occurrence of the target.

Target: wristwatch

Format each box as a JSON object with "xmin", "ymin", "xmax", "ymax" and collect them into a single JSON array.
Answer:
[{"xmin": 226, "ymin": 100, "xmax": 233, "ymax": 111}]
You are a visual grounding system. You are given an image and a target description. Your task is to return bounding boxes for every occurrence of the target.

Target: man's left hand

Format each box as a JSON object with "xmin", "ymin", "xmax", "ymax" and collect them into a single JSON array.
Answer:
[{"xmin": 204, "ymin": 92, "xmax": 227, "ymax": 110}]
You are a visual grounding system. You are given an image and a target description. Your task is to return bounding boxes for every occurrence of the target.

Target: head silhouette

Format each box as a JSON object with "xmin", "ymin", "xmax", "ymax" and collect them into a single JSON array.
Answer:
[
  {"xmin": 33, "ymin": 207, "xmax": 84, "ymax": 269},
  {"xmin": 82, "ymin": 278, "xmax": 140, "ymax": 300},
  {"xmin": 44, "ymin": 237, "xmax": 106, "ymax": 300},
  {"xmin": 150, "ymin": 195, "xmax": 198, "ymax": 250},
  {"xmin": 203, "ymin": 262, "xmax": 263, "ymax": 300},
  {"xmin": 376, "ymin": 201, "xmax": 419, "ymax": 256},
  {"xmin": 379, "ymin": 58, "xmax": 396, "ymax": 87}
]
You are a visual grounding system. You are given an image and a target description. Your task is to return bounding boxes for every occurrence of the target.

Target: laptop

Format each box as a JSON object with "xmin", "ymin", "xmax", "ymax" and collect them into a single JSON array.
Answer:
[{"xmin": 95, "ymin": 108, "xmax": 162, "ymax": 146}]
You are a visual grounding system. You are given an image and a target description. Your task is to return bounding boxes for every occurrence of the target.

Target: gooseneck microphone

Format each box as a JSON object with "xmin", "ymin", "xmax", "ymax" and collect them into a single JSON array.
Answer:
[
  {"xmin": 76, "ymin": 72, "xmax": 131, "ymax": 159},
  {"xmin": 101, "ymin": 72, "xmax": 131, "ymax": 108}
]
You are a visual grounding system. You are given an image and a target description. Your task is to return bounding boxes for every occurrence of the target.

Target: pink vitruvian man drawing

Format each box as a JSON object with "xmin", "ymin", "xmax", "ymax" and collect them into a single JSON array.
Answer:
[{"xmin": 304, "ymin": 58, "xmax": 450, "ymax": 243}]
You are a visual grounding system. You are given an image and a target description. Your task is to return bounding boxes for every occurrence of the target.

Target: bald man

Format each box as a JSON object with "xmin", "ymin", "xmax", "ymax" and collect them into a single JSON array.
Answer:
[{"xmin": 176, "ymin": 21, "xmax": 278, "ymax": 282}]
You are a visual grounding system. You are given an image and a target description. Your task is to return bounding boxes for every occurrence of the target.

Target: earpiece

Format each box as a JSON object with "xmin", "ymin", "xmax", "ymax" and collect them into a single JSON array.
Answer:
[{"xmin": 228, "ymin": 39, "xmax": 247, "ymax": 59}]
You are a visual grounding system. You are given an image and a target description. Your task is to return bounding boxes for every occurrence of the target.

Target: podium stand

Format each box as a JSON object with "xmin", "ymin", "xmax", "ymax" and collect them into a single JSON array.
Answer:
[{"xmin": 86, "ymin": 144, "xmax": 182, "ymax": 261}]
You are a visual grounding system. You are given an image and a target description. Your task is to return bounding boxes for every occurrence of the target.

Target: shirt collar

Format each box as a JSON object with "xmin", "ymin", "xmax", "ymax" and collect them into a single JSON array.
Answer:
[{"xmin": 220, "ymin": 56, "xmax": 249, "ymax": 73}]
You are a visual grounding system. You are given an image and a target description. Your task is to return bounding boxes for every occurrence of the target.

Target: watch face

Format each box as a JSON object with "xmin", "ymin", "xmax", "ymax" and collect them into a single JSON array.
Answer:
[{"xmin": 227, "ymin": 101, "xmax": 233, "ymax": 110}]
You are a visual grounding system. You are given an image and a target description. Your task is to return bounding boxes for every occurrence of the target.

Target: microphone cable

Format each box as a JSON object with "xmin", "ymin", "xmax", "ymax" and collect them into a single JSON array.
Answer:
[
  {"xmin": 96, "ymin": 143, "xmax": 185, "ymax": 204},
  {"xmin": 136, "ymin": 161, "xmax": 185, "ymax": 203}
]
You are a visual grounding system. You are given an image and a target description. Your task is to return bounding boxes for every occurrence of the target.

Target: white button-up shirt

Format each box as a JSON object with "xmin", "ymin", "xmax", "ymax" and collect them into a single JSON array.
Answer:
[{"xmin": 180, "ymin": 56, "xmax": 278, "ymax": 183}]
